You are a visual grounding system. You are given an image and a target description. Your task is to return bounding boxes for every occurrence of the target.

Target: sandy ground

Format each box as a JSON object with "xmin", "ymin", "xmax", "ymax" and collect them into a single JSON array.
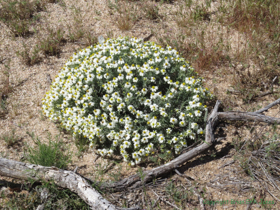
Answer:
[{"xmin": 0, "ymin": 0, "xmax": 280, "ymax": 209}]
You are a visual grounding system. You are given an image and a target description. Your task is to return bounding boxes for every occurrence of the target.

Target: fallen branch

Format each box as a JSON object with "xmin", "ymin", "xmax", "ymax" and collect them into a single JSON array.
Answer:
[
  {"xmin": 0, "ymin": 158, "xmax": 116, "ymax": 210},
  {"xmin": 218, "ymin": 111, "xmax": 280, "ymax": 124},
  {"xmin": 255, "ymin": 97, "xmax": 280, "ymax": 114}
]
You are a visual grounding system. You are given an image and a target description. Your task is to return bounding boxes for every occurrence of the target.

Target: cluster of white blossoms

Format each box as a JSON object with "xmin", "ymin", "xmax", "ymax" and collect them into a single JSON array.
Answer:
[{"xmin": 42, "ymin": 36, "xmax": 212, "ymax": 166}]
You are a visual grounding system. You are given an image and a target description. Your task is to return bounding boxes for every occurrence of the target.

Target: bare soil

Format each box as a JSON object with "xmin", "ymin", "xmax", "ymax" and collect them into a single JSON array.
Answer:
[{"xmin": 0, "ymin": 0, "xmax": 279, "ymax": 209}]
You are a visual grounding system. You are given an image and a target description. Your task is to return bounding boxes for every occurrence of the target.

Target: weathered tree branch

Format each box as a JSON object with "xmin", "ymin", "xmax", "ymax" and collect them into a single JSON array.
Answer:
[
  {"xmin": 218, "ymin": 111, "xmax": 280, "ymax": 124},
  {"xmin": 255, "ymin": 97, "xmax": 280, "ymax": 114},
  {"xmin": 0, "ymin": 158, "xmax": 116, "ymax": 210}
]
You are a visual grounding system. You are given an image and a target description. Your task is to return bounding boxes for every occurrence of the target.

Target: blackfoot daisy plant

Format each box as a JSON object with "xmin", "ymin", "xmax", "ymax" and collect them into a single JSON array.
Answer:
[{"xmin": 42, "ymin": 36, "xmax": 212, "ymax": 166}]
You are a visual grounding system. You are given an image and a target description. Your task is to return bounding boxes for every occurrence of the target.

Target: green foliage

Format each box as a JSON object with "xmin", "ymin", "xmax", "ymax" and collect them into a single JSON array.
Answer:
[
  {"xmin": 40, "ymin": 181, "xmax": 90, "ymax": 210},
  {"xmin": 1, "ymin": 128, "xmax": 20, "ymax": 148},
  {"xmin": 37, "ymin": 27, "xmax": 66, "ymax": 56},
  {"xmin": 42, "ymin": 36, "xmax": 212, "ymax": 166},
  {"xmin": 0, "ymin": 97, "xmax": 8, "ymax": 113},
  {"xmin": 165, "ymin": 180, "xmax": 190, "ymax": 204},
  {"xmin": 264, "ymin": 133, "xmax": 280, "ymax": 158},
  {"xmin": 143, "ymin": 2, "xmax": 160, "ymax": 20},
  {"xmin": 75, "ymin": 134, "xmax": 90, "ymax": 157},
  {"xmin": 0, "ymin": 0, "xmax": 45, "ymax": 37},
  {"xmin": 16, "ymin": 41, "xmax": 41, "ymax": 66},
  {"xmin": 108, "ymin": 161, "xmax": 123, "ymax": 182},
  {"xmin": 191, "ymin": 5, "xmax": 210, "ymax": 21},
  {"xmin": 24, "ymin": 131, "xmax": 72, "ymax": 169}
]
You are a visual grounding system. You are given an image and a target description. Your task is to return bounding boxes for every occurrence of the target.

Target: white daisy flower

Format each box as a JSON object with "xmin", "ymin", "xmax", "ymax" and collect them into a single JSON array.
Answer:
[
  {"xmin": 170, "ymin": 117, "xmax": 178, "ymax": 124},
  {"xmin": 179, "ymin": 121, "xmax": 186, "ymax": 127},
  {"xmin": 197, "ymin": 128, "xmax": 204, "ymax": 135},
  {"xmin": 194, "ymin": 110, "xmax": 202, "ymax": 117},
  {"xmin": 141, "ymin": 88, "xmax": 148, "ymax": 95},
  {"xmin": 166, "ymin": 128, "xmax": 172, "ymax": 134},
  {"xmin": 150, "ymin": 103, "xmax": 158, "ymax": 111},
  {"xmin": 124, "ymin": 82, "xmax": 131, "ymax": 88}
]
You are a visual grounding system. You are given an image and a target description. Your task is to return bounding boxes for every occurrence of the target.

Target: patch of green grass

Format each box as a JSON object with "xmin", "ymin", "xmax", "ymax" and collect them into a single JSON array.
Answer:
[
  {"xmin": 0, "ymin": 0, "xmax": 46, "ymax": 37},
  {"xmin": 165, "ymin": 180, "xmax": 191, "ymax": 207},
  {"xmin": 142, "ymin": 1, "xmax": 160, "ymax": 20},
  {"xmin": 1, "ymin": 128, "xmax": 20, "ymax": 148},
  {"xmin": 74, "ymin": 134, "xmax": 90, "ymax": 157},
  {"xmin": 83, "ymin": 31, "xmax": 98, "ymax": 46},
  {"xmin": 24, "ymin": 131, "xmax": 72, "ymax": 169},
  {"xmin": 16, "ymin": 41, "xmax": 41, "ymax": 66},
  {"xmin": 191, "ymin": 5, "xmax": 211, "ymax": 22},
  {"xmin": 0, "ymin": 97, "xmax": 8, "ymax": 113},
  {"xmin": 37, "ymin": 26, "xmax": 66, "ymax": 56},
  {"xmin": 67, "ymin": 6, "xmax": 85, "ymax": 42},
  {"xmin": 109, "ymin": 0, "xmax": 140, "ymax": 31},
  {"xmin": 39, "ymin": 181, "xmax": 90, "ymax": 210}
]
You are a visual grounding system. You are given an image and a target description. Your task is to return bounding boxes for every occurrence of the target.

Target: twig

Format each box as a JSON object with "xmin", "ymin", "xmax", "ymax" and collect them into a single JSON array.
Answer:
[
  {"xmin": 255, "ymin": 97, "xmax": 280, "ymax": 114},
  {"xmin": 218, "ymin": 111, "xmax": 280, "ymax": 124},
  {"xmin": 74, "ymin": 166, "xmax": 79, "ymax": 173},
  {"xmin": 265, "ymin": 187, "xmax": 280, "ymax": 202},
  {"xmin": 142, "ymin": 33, "xmax": 153, "ymax": 42},
  {"xmin": 94, "ymin": 155, "xmax": 101, "ymax": 163},
  {"xmin": 0, "ymin": 58, "xmax": 6, "ymax": 64},
  {"xmin": 103, "ymin": 162, "xmax": 116, "ymax": 174},
  {"xmin": 257, "ymin": 90, "xmax": 280, "ymax": 98},
  {"xmin": 221, "ymin": 154, "xmax": 234, "ymax": 159},
  {"xmin": 0, "ymin": 157, "xmax": 116, "ymax": 210},
  {"xmin": 174, "ymin": 169, "xmax": 192, "ymax": 185},
  {"xmin": 151, "ymin": 189, "xmax": 181, "ymax": 210},
  {"xmin": 116, "ymin": 206, "xmax": 141, "ymax": 210},
  {"xmin": 151, "ymin": 197, "xmax": 160, "ymax": 208},
  {"xmin": 174, "ymin": 169, "xmax": 183, "ymax": 176},
  {"xmin": 218, "ymin": 160, "xmax": 235, "ymax": 169},
  {"xmin": 192, "ymin": 187, "xmax": 205, "ymax": 210},
  {"xmin": 262, "ymin": 140, "xmax": 280, "ymax": 146},
  {"xmin": 258, "ymin": 162, "xmax": 280, "ymax": 191}
]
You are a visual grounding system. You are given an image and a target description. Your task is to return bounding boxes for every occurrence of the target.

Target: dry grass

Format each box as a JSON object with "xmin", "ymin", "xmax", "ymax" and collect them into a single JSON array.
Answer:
[{"xmin": 0, "ymin": 0, "xmax": 280, "ymax": 209}]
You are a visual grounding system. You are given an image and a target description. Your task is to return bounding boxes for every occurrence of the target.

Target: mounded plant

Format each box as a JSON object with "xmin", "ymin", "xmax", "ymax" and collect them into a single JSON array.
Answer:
[{"xmin": 42, "ymin": 36, "xmax": 212, "ymax": 166}]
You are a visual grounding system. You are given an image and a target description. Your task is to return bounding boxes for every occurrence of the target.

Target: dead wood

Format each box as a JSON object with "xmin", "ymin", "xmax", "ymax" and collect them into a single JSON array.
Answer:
[
  {"xmin": 255, "ymin": 97, "xmax": 280, "ymax": 114},
  {"xmin": 0, "ymin": 158, "xmax": 117, "ymax": 210},
  {"xmin": 218, "ymin": 111, "xmax": 280, "ymax": 124}
]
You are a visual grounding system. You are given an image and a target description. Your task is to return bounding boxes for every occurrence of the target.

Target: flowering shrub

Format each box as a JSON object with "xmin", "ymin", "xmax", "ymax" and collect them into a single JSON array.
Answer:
[{"xmin": 42, "ymin": 36, "xmax": 212, "ymax": 166}]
